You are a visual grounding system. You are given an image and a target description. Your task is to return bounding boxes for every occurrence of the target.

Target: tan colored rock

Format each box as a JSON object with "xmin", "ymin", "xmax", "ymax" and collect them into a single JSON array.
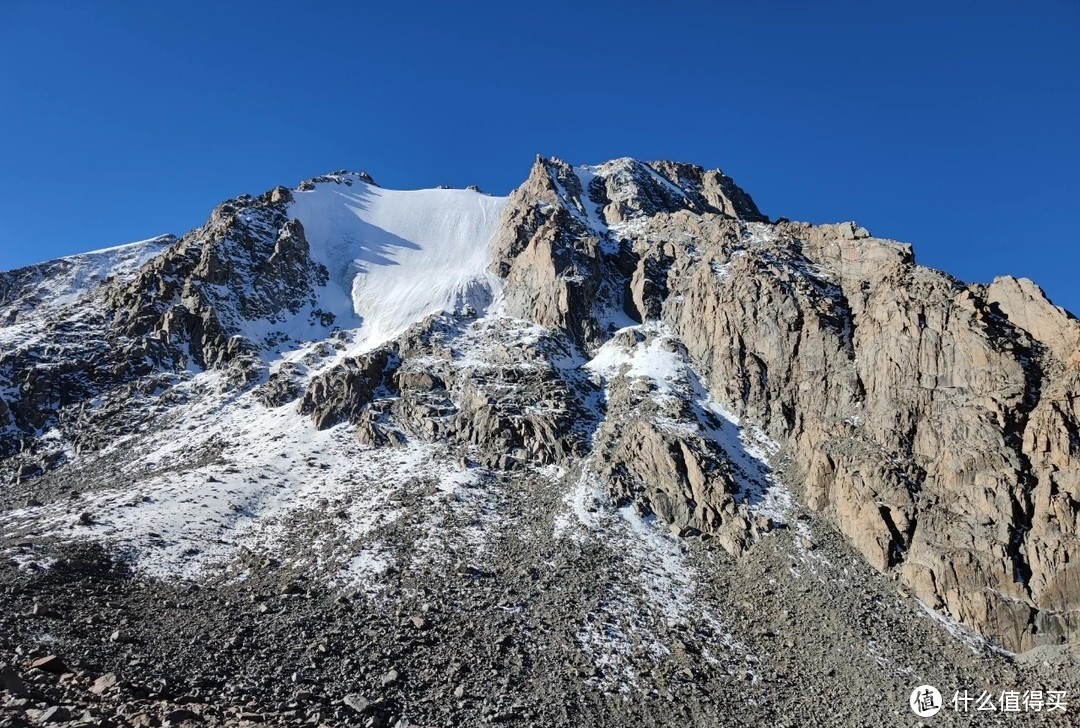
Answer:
[
  {"xmin": 985, "ymin": 275, "xmax": 1080, "ymax": 364},
  {"xmin": 488, "ymin": 162, "xmax": 1078, "ymax": 651},
  {"xmin": 644, "ymin": 218, "xmax": 1079, "ymax": 651}
]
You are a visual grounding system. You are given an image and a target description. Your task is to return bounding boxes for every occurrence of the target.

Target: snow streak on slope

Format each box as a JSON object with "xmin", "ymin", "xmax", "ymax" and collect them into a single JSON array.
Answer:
[
  {"xmin": 555, "ymin": 469, "xmax": 749, "ymax": 693},
  {"xmin": 48, "ymin": 236, "xmax": 176, "ymax": 304},
  {"xmin": 584, "ymin": 324, "xmax": 793, "ymax": 523},
  {"xmin": 288, "ymin": 178, "xmax": 508, "ymax": 350}
]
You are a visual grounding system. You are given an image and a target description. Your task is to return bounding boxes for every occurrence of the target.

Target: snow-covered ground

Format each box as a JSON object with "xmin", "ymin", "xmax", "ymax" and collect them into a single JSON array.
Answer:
[
  {"xmin": 0, "ymin": 363, "xmax": 487, "ymax": 584},
  {"xmin": 0, "ymin": 174, "xmax": 529, "ymax": 587},
  {"xmin": 49, "ymin": 236, "xmax": 175, "ymax": 304},
  {"xmin": 289, "ymin": 177, "xmax": 508, "ymax": 351}
]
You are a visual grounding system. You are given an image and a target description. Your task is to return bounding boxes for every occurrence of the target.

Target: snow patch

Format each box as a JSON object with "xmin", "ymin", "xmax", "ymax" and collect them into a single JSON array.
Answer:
[
  {"xmin": 916, "ymin": 600, "xmax": 1013, "ymax": 656},
  {"xmin": 584, "ymin": 329, "xmax": 687, "ymax": 399},
  {"xmin": 0, "ymin": 235, "xmax": 172, "ymax": 350},
  {"xmin": 288, "ymin": 178, "xmax": 508, "ymax": 351}
]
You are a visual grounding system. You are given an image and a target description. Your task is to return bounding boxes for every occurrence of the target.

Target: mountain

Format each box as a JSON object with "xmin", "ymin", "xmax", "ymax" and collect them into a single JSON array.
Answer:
[{"xmin": 1, "ymin": 157, "xmax": 1077, "ymax": 727}]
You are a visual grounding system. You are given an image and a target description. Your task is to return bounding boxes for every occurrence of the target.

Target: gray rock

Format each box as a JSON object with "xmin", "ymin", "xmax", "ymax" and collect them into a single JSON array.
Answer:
[
  {"xmin": 343, "ymin": 693, "xmax": 371, "ymax": 714},
  {"xmin": 38, "ymin": 706, "xmax": 71, "ymax": 724},
  {"xmin": 0, "ymin": 664, "xmax": 28, "ymax": 696}
]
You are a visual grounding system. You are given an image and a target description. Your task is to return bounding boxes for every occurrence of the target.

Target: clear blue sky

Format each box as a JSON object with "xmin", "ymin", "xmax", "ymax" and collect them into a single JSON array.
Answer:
[{"xmin": 1, "ymin": 1, "xmax": 1077, "ymax": 313}]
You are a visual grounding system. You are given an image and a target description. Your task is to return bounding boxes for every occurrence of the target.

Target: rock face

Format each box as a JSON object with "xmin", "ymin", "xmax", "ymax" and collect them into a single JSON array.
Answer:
[
  {"xmin": 489, "ymin": 157, "xmax": 768, "ymax": 349},
  {"xmin": 0, "ymin": 154, "xmax": 1076, "ymax": 673},
  {"xmin": 484, "ymin": 157, "xmax": 1079, "ymax": 651},
  {"xmin": 659, "ymin": 220, "xmax": 1080, "ymax": 652},
  {"xmin": 104, "ymin": 191, "xmax": 330, "ymax": 368}
]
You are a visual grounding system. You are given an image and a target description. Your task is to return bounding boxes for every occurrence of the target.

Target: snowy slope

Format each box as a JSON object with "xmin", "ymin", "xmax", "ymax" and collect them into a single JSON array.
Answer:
[
  {"xmin": 585, "ymin": 324, "xmax": 793, "ymax": 523},
  {"xmin": 0, "ymin": 235, "xmax": 174, "ymax": 348},
  {"xmin": 0, "ymin": 178, "xmax": 517, "ymax": 577},
  {"xmin": 0, "ymin": 365, "xmax": 482, "ymax": 582},
  {"xmin": 289, "ymin": 178, "xmax": 508, "ymax": 350},
  {"xmin": 1, "ymin": 235, "xmax": 173, "ymax": 309}
]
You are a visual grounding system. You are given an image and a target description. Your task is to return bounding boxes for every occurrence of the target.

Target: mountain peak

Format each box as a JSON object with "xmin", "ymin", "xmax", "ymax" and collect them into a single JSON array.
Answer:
[
  {"xmin": 1, "ymin": 155, "xmax": 1078, "ymax": 725},
  {"xmin": 528, "ymin": 155, "xmax": 767, "ymax": 227},
  {"xmin": 297, "ymin": 169, "xmax": 378, "ymax": 192}
]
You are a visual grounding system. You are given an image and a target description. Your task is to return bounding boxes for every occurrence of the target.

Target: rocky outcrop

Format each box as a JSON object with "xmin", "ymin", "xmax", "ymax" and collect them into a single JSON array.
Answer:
[
  {"xmin": 392, "ymin": 317, "xmax": 592, "ymax": 469},
  {"xmin": 105, "ymin": 190, "xmax": 330, "ymax": 361},
  {"xmin": 291, "ymin": 314, "xmax": 593, "ymax": 469},
  {"xmin": 589, "ymin": 328, "xmax": 768, "ymax": 555},
  {"xmin": 489, "ymin": 157, "xmax": 608, "ymax": 347},
  {"xmin": 588, "ymin": 212, "xmax": 1080, "ymax": 651},
  {"xmin": 590, "ymin": 158, "xmax": 768, "ymax": 225},
  {"xmin": 0, "ymin": 184, "xmax": 331, "ymax": 472},
  {"xmin": 254, "ymin": 362, "xmax": 304, "ymax": 408},
  {"xmin": 298, "ymin": 348, "xmax": 398, "ymax": 430},
  {"xmin": 984, "ymin": 275, "xmax": 1080, "ymax": 366},
  {"xmin": 490, "ymin": 157, "xmax": 767, "ymax": 349},
  {"xmin": 483, "ymin": 158, "xmax": 1078, "ymax": 650}
]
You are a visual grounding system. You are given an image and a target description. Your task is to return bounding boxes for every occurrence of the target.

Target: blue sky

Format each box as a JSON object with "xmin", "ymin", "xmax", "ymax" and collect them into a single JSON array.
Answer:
[{"xmin": 1, "ymin": 1, "xmax": 1077, "ymax": 313}]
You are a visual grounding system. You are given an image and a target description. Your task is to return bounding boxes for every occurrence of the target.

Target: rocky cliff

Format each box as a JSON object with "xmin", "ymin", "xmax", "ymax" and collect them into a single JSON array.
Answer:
[{"xmin": 487, "ymin": 156, "xmax": 1080, "ymax": 652}]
